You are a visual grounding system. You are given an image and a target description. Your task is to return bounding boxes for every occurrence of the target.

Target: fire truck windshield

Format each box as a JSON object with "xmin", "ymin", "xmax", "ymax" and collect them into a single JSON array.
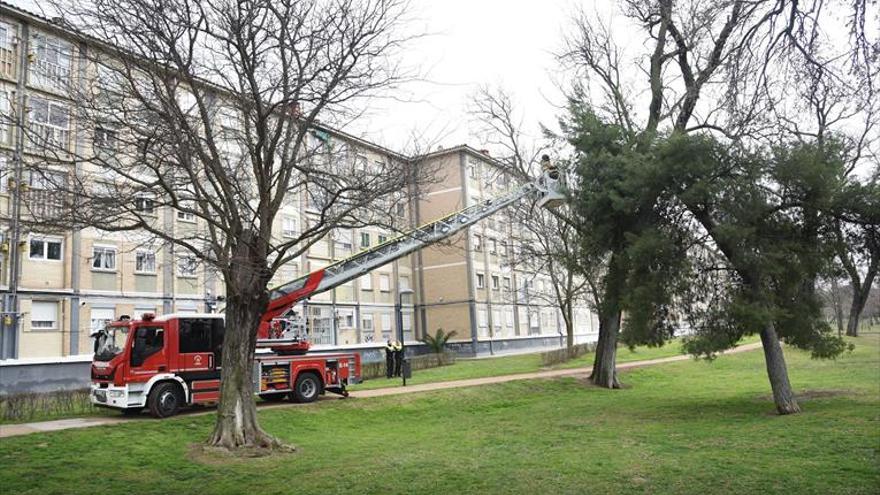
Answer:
[{"xmin": 94, "ymin": 325, "xmax": 130, "ymax": 361}]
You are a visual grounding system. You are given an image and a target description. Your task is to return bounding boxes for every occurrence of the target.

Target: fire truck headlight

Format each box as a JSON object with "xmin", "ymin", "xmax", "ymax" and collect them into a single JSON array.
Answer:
[{"xmin": 108, "ymin": 390, "xmax": 124, "ymax": 398}]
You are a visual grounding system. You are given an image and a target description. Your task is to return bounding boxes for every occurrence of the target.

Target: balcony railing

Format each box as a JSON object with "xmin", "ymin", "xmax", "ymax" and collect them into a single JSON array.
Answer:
[
  {"xmin": 26, "ymin": 121, "xmax": 70, "ymax": 154},
  {"xmin": 22, "ymin": 188, "xmax": 66, "ymax": 220},
  {"xmin": 29, "ymin": 59, "xmax": 71, "ymax": 94}
]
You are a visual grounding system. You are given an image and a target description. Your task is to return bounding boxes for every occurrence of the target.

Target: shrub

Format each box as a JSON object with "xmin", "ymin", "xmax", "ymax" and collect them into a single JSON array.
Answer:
[{"xmin": 421, "ymin": 328, "xmax": 458, "ymax": 354}]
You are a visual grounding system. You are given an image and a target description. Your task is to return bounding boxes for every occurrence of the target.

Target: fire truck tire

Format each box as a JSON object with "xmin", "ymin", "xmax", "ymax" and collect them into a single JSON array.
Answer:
[
  {"xmin": 147, "ymin": 382, "xmax": 183, "ymax": 418},
  {"xmin": 292, "ymin": 372, "xmax": 322, "ymax": 403}
]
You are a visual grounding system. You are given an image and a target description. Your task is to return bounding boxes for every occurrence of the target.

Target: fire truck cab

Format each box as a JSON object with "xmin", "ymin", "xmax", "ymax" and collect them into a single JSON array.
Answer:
[{"xmin": 90, "ymin": 313, "xmax": 360, "ymax": 418}]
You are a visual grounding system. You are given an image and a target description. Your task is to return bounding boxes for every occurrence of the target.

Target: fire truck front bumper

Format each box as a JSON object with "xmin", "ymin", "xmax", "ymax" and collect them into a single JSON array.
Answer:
[{"xmin": 90, "ymin": 383, "xmax": 147, "ymax": 410}]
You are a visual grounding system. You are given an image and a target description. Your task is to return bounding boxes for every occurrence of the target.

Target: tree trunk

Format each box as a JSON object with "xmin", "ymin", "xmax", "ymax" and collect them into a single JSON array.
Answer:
[
  {"xmin": 846, "ymin": 267, "xmax": 876, "ymax": 337},
  {"xmin": 591, "ymin": 309, "xmax": 621, "ymax": 388},
  {"xmin": 591, "ymin": 254, "xmax": 624, "ymax": 389},
  {"xmin": 563, "ymin": 304, "xmax": 575, "ymax": 349},
  {"xmin": 830, "ymin": 277, "xmax": 845, "ymax": 337},
  {"xmin": 207, "ymin": 238, "xmax": 285, "ymax": 451},
  {"xmin": 759, "ymin": 323, "xmax": 801, "ymax": 415}
]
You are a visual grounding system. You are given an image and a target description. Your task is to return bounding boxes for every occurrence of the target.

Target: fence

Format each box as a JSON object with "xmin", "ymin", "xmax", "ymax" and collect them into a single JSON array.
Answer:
[{"xmin": 539, "ymin": 342, "xmax": 595, "ymax": 367}]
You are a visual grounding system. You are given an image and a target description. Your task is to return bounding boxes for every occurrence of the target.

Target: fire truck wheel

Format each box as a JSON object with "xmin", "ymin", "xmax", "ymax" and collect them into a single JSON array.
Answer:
[
  {"xmin": 148, "ymin": 382, "xmax": 183, "ymax": 418},
  {"xmin": 292, "ymin": 373, "xmax": 322, "ymax": 403}
]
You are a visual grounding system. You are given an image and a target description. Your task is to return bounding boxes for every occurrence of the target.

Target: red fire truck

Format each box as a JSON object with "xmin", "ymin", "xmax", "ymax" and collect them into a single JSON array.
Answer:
[{"xmin": 89, "ymin": 171, "xmax": 564, "ymax": 418}]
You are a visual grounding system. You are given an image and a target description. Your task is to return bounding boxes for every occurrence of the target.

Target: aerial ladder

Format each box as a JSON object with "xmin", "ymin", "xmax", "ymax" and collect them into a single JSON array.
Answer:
[{"xmin": 258, "ymin": 169, "xmax": 565, "ymax": 354}]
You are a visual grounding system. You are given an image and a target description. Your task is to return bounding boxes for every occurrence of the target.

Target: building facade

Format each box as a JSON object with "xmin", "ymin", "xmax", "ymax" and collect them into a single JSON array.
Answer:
[{"xmin": 0, "ymin": 3, "xmax": 594, "ymax": 366}]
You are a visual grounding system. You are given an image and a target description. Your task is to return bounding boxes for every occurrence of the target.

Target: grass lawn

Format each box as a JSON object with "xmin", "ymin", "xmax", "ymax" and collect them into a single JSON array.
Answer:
[
  {"xmin": 351, "ymin": 334, "xmax": 761, "ymax": 391},
  {"xmin": 1, "ymin": 334, "xmax": 876, "ymax": 494}
]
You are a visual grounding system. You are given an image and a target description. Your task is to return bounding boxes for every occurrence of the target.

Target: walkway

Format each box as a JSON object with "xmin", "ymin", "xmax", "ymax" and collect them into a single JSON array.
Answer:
[{"xmin": 0, "ymin": 342, "xmax": 763, "ymax": 439}]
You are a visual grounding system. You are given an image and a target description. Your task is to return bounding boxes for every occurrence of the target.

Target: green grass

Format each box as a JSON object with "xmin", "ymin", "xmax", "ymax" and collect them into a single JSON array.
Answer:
[
  {"xmin": 1, "ymin": 334, "xmax": 876, "ymax": 495},
  {"xmin": 352, "ymin": 334, "xmax": 761, "ymax": 391}
]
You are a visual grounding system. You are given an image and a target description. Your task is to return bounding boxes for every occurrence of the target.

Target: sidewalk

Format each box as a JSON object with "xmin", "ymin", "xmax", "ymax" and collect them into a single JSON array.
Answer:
[{"xmin": 0, "ymin": 342, "xmax": 763, "ymax": 439}]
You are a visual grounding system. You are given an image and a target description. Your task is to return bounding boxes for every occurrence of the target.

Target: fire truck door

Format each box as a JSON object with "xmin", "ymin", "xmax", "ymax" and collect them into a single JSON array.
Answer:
[
  {"xmin": 177, "ymin": 318, "xmax": 218, "ymax": 373},
  {"xmin": 129, "ymin": 325, "xmax": 167, "ymax": 378}
]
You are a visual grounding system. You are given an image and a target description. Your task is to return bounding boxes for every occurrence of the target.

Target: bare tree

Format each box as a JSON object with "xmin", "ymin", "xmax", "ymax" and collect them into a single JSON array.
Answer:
[
  {"xmin": 469, "ymin": 86, "xmax": 594, "ymax": 349},
  {"xmin": 20, "ymin": 0, "xmax": 428, "ymax": 451}
]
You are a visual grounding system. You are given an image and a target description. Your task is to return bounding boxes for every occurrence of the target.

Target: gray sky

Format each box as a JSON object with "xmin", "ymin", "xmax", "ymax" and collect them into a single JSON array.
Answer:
[{"xmin": 9, "ymin": 0, "xmax": 583, "ymax": 152}]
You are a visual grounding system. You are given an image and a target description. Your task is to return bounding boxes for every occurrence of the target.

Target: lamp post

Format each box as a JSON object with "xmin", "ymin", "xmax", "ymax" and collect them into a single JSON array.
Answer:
[{"xmin": 396, "ymin": 288, "xmax": 415, "ymax": 386}]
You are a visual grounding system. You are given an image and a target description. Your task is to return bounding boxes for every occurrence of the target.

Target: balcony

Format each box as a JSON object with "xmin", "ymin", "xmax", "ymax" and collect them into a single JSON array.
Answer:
[
  {"xmin": 26, "ymin": 121, "xmax": 70, "ymax": 154},
  {"xmin": 22, "ymin": 187, "xmax": 66, "ymax": 220}
]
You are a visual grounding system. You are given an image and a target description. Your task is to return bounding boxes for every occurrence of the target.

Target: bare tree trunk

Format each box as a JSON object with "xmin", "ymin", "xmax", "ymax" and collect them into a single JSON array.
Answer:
[
  {"xmin": 759, "ymin": 323, "xmax": 801, "ymax": 415},
  {"xmin": 208, "ymin": 239, "xmax": 283, "ymax": 450},
  {"xmin": 563, "ymin": 304, "xmax": 575, "ymax": 349}
]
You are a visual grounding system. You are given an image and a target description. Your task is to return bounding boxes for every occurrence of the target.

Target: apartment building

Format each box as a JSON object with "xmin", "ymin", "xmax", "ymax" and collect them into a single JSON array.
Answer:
[
  {"xmin": 0, "ymin": 4, "xmax": 417, "ymax": 360},
  {"xmin": 0, "ymin": 3, "xmax": 594, "ymax": 364},
  {"xmin": 414, "ymin": 146, "xmax": 598, "ymax": 355}
]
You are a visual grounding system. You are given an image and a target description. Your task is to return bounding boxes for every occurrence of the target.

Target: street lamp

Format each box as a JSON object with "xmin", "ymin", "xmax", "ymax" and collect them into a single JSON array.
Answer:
[{"xmin": 396, "ymin": 288, "xmax": 415, "ymax": 386}]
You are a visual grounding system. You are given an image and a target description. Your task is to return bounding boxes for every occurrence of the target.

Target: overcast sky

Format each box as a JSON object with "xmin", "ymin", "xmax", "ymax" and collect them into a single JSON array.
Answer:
[{"xmin": 9, "ymin": 0, "xmax": 590, "ymax": 153}]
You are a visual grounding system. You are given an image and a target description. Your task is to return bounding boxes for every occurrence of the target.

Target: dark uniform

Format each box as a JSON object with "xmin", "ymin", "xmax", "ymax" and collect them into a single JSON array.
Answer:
[
  {"xmin": 385, "ymin": 340, "xmax": 395, "ymax": 379},
  {"xmin": 392, "ymin": 341, "xmax": 403, "ymax": 377}
]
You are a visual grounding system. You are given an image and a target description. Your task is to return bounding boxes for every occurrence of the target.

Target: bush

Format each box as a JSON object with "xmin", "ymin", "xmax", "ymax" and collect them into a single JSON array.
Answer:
[
  {"xmin": 0, "ymin": 389, "xmax": 95, "ymax": 423},
  {"xmin": 540, "ymin": 343, "xmax": 595, "ymax": 367},
  {"xmin": 421, "ymin": 328, "xmax": 458, "ymax": 353}
]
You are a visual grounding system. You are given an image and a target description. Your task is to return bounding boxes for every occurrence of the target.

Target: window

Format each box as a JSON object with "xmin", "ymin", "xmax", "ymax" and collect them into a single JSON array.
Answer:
[
  {"xmin": 337, "ymin": 308, "xmax": 355, "ymax": 328},
  {"xmin": 478, "ymin": 309, "xmax": 488, "ymax": 328},
  {"xmin": 380, "ymin": 313, "xmax": 392, "ymax": 331},
  {"xmin": 29, "ymin": 31, "xmax": 73, "ymax": 93},
  {"xmin": 30, "ymin": 301, "xmax": 58, "ymax": 330},
  {"xmin": 28, "ymin": 95, "xmax": 70, "ymax": 150},
  {"xmin": 0, "ymin": 90, "xmax": 10, "ymax": 143},
  {"xmin": 334, "ymin": 229, "xmax": 352, "ymax": 252},
  {"xmin": 491, "ymin": 275, "xmax": 500, "ymax": 290},
  {"xmin": 379, "ymin": 274, "xmax": 391, "ymax": 292},
  {"xmin": 94, "ymin": 127, "xmax": 117, "ymax": 152},
  {"xmin": 362, "ymin": 314, "xmax": 373, "ymax": 331},
  {"xmin": 0, "ymin": 21, "xmax": 14, "ymax": 52},
  {"xmin": 396, "ymin": 201, "xmax": 405, "ymax": 217},
  {"xmin": 178, "ymin": 318, "xmax": 213, "ymax": 353},
  {"xmin": 135, "ymin": 250, "xmax": 156, "ymax": 274},
  {"xmin": 469, "ymin": 165, "xmax": 478, "ymax": 180},
  {"xmin": 0, "ymin": 155, "xmax": 7, "ymax": 193},
  {"xmin": 360, "ymin": 232, "xmax": 370, "ymax": 248},
  {"xmin": 29, "ymin": 236, "xmax": 62, "ymax": 261},
  {"xmin": 355, "ymin": 154, "xmax": 368, "ymax": 172},
  {"xmin": 91, "ymin": 245, "xmax": 117, "ymax": 271},
  {"xmin": 473, "ymin": 235, "xmax": 482, "ymax": 252},
  {"xmin": 503, "ymin": 277, "xmax": 511, "ymax": 291},
  {"xmin": 500, "ymin": 240, "xmax": 508, "ymax": 257},
  {"xmin": 282, "ymin": 215, "xmax": 298, "ymax": 237},
  {"xmin": 177, "ymin": 256, "xmax": 197, "ymax": 277},
  {"xmin": 476, "ymin": 272, "xmax": 485, "ymax": 289},
  {"xmin": 493, "ymin": 309, "xmax": 502, "ymax": 330},
  {"xmin": 399, "ymin": 275, "xmax": 410, "ymax": 290},
  {"xmin": 90, "ymin": 307, "xmax": 115, "ymax": 335},
  {"xmin": 360, "ymin": 274, "xmax": 372, "ymax": 290},
  {"xmin": 28, "ymin": 168, "xmax": 65, "ymax": 190},
  {"xmin": 177, "ymin": 203, "xmax": 196, "ymax": 222},
  {"xmin": 134, "ymin": 196, "xmax": 155, "ymax": 214},
  {"xmin": 378, "ymin": 234, "xmax": 388, "ymax": 244},
  {"xmin": 130, "ymin": 325, "xmax": 164, "ymax": 367},
  {"xmin": 489, "ymin": 238, "xmax": 497, "ymax": 254}
]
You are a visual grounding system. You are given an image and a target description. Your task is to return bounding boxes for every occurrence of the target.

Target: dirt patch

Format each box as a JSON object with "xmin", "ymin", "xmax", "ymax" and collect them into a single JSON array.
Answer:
[{"xmin": 187, "ymin": 442, "xmax": 297, "ymax": 466}]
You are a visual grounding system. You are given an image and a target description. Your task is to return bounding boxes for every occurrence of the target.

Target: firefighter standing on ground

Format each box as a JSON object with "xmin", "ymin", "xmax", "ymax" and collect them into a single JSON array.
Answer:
[
  {"xmin": 392, "ymin": 340, "xmax": 403, "ymax": 377},
  {"xmin": 385, "ymin": 340, "xmax": 395, "ymax": 379}
]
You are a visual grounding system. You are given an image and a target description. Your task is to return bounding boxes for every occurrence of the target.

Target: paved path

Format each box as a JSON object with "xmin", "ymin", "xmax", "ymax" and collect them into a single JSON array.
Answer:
[{"xmin": 0, "ymin": 342, "xmax": 763, "ymax": 439}]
